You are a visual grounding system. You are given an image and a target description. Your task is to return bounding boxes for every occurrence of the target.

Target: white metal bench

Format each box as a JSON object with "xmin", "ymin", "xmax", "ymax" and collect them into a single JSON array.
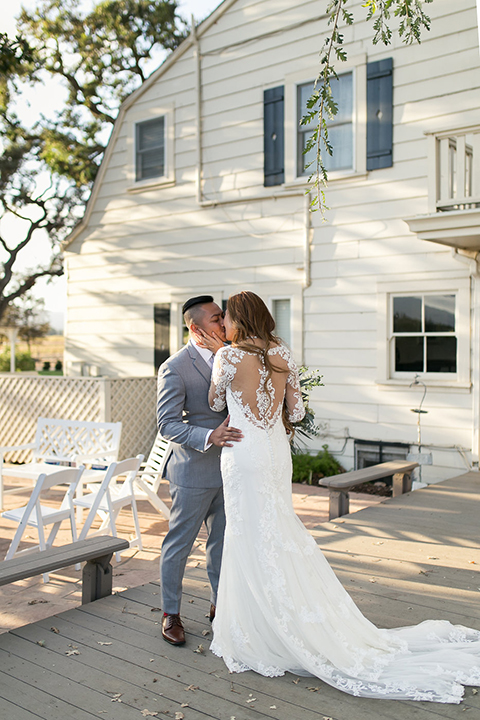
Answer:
[
  {"xmin": 319, "ymin": 460, "xmax": 420, "ymax": 520},
  {"xmin": 0, "ymin": 418, "xmax": 122, "ymax": 509}
]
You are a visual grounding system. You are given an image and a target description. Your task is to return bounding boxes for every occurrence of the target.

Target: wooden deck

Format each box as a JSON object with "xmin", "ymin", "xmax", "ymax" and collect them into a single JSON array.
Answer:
[{"xmin": 1, "ymin": 471, "xmax": 480, "ymax": 719}]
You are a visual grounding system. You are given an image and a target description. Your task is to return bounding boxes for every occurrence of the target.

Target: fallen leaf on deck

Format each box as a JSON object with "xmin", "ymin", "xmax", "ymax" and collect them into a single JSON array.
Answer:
[
  {"xmin": 472, "ymin": 688, "xmax": 478, "ymax": 695},
  {"xmin": 201, "ymin": 629, "xmax": 210, "ymax": 636},
  {"xmin": 36, "ymin": 640, "xmax": 46, "ymax": 647},
  {"xmin": 97, "ymin": 641, "xmax": 112, "ymax": 646},
  {"xmin": 151, "ymin": 607, "xmax": 162, "ymax": 612},
  {"xmin": 140, "ymin": 710, "xmax": 158, "ymax": 717},
  {"xmin": 419, "ymin": 570, "xmax": 429, "ymax": 576},
  {"xmin": 174, "ymin": 713, "xmax": 184, "ymax": 720},
  {"xmin": 469, "ymin": 561, "xmax": 476, "ymax": 564},
  {"xmin": 180, "ymin": 703, "xmax": 189, "ymax": 708},
  {"xmin": 270, "ymin": 705, "xmax": 277, "ymax": 709},
  {"xmin": 293, "ymin": 678, "xmax": 300, "ymax": 684},
  {"xmin": 307, "ymin": 687, "xmax": 320, "ymax": 692},
  {"xmin": 194, "ymin": 644, "xmax": 205, "ymax": 654},
  {"xmin": 246, "ymin": 697, "xmax": 256, "ymax": 704},
  {"xmin": 369, "ymin": 579, "xmax": 376, "ymax": 583},
  {"xmin": 110, "ymin": 693, "xmax": 123, "ymax": 702},
  {"xmin": 188, "ymin": 599, "xmax": 194, "ymax": 603},
  {"xmin": 66, "ymin": 649, "xmax": 80, "ymax": 656},
  {"xmin": 28, "ymin": 599, "xmax": 48, "ymax": 605},
  {"xmin": 427, "ymin": 556, "xmax": 439, "ymax": 560},
  {"xmin": 323, "ymin": 716, "xmax": 334, "ymax": 720},
  {"xmin": 185, "ymin": 685, "xmax": 198, "ymax": 692},
  {"xmin": 50, "ymin": 627, "xmax": 59, "ymax": 634}
]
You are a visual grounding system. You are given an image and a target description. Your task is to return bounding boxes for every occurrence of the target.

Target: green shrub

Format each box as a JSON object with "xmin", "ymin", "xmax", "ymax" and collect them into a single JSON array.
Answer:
[
  {"xmin": 292, "ymin": 444, "xmax": 344, "ymax": 484},
  {"xmin": 55, "ymin": 359, "xmax": 63, "ymax": 371},
  {"xmin": 43, "ymin": 360, "xmax": 51, "ymax": 371},
  {"xmin": 0, "ymin": 350, "xmax": 35, "ymax": 372}
]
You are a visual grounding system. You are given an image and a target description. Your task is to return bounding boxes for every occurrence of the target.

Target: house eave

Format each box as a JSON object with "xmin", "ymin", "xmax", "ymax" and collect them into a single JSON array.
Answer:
[
  {"xmin": 62, "ymin": 0, "xmax": 239, "ymax": 251},
  {"xmin": 404, "ymin": 208, "xmax": 480, "ymax": 251}
]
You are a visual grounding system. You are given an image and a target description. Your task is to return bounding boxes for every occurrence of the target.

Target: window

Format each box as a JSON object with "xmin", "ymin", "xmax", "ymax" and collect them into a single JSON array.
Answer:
[
  {"xmin": 136, "ymin": 117, "xmax": 165, "ymax": 182},
  {"xmin": 355, "ymin": 440, "xmax": 408, "ymax": 471},
  {"xmin": 392, "ymin": 295, "xmax": 457, "ymax": 374},
  {"xmin": 272, "ymin": 298, "xmax": 291, "ymax": 346},
  {"xmin": 154, "ymin": 303, "xmax": 170, "ymax": 372},
  {"xmin": 297, "ymin": 73, "xmax": 353, "ymax": 176}
]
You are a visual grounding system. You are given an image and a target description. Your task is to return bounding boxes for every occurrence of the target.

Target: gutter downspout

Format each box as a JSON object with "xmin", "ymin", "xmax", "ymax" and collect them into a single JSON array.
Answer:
[
  {"xmin": 451, "ymin": 248, "xmax": 480, "ymax": 469},
  {"xmin": 192, "ymin": 16, "xmax": 203, "ymax": 205},
  {"xmin": 302, "ymin": 193, "xmax": 312, "ymax": 365}
]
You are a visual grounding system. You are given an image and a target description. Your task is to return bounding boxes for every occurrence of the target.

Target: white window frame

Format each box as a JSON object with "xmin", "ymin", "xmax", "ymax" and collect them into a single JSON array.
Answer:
[
  {"xmin": 377, "ymin": 278, "xmax": 470, "ymax": 387},
  {"xmin": 283, "ymin": 54, "xmax": 367, "ymax": 187},
  {"xmin": 126, "ymin": 104, "xmax": 175, "ymax": 191}
]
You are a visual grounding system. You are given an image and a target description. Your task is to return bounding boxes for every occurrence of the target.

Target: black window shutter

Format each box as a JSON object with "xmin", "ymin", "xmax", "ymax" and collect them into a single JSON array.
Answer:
[
  {"xmin": 154, "ymin": 303, "xmax": 170, "ymax": 372},
  {"xmin": 264, "ymin": 86, "xmax": 284, "ymax": 186},
  {"xmin": 366, "ymin": 58, "xmax": 393, "ymax": 171}
]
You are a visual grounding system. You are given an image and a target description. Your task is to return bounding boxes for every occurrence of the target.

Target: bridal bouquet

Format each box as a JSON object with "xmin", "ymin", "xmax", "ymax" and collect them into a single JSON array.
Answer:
[{"xmin": 291, "ymin": 367, "xmax": 323, "ymax": 454}]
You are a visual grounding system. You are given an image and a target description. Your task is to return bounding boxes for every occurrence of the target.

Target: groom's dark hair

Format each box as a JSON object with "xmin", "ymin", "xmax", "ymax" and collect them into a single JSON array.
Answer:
[{"xmin": 183, "ymin": 295, "xmax": 214, "ymax": 328}]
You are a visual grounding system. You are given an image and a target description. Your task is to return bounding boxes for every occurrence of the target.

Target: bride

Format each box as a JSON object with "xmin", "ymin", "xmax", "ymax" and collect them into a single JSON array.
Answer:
[{"xmin": 199, "ymin": 290, "xmax": 480, "ymax": 703}]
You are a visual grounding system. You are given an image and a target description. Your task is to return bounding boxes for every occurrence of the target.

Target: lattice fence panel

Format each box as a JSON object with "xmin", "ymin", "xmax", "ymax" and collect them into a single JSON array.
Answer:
[
  {"xmin": 0, "ymin": 377, "xmax": 102, "ymax": 462},
  {"xmin": 109, "ymin": 378, "xmax": 157, "ymax": 460}
]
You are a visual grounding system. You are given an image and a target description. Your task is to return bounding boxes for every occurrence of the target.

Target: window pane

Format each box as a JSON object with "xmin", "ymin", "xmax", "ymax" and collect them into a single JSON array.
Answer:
[
  {"xmin": 426, "ymin": 336, "xmax": 457, "ymax": 373},
  {"xmin": 138, "ymin": 117, "xmax": 165, "ymax": 151},
  {"xmin": 333, "ymin": 72, "xmax": 353, "ymax": 124},
  {"xmin": 297, "ymin": 74, "xmax": 353, "ymax": 175},
  {"xmin": 395, "ymin": 336, "xmax": 423, "ymax": 372},
  {"xmin": 425, "ymin": 295, "xmax": 455, "ymax": 332},
  {"xmin": 273, "ymin": 299, "xmax": 291, "ymax": 346},
  {"xmin": 136, "ymin": 117, "xmax": 165, "ymax": 181},
  {"xmin": 393, "ymin": 296, "xmax": 422, "ymax": 333},
  {"xmin": 140, "ymin": 147, "xmax": 165, "ymax": 180}
]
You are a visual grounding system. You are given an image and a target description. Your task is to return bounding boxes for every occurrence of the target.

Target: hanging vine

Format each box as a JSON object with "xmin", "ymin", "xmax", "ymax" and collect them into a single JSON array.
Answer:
[{"xmin": 304, "ymin": 0, "xmax": 434, "ymax": 215}]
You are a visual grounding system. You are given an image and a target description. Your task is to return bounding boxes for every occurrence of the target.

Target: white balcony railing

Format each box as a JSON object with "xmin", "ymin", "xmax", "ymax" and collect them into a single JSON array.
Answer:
[{"xmin": 427, "ymin": 126, "xmax": 480, "ymax": 213}]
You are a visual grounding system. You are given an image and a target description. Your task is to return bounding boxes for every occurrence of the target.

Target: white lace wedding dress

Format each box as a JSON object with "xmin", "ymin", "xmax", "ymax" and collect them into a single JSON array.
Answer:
[{"xmin": 207, "ymin": 342, "xmax": 480, "ymax": 703}]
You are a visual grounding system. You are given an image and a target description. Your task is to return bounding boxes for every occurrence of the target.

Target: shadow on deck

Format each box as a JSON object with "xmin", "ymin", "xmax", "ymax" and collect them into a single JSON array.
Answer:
[{"xmin": 1, "ymin": 472, "xmax": 480, "ymax": 719}]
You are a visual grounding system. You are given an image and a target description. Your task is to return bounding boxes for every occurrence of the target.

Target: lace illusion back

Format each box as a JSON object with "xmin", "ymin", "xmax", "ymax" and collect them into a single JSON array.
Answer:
[
  {"xmin": 209, "ymin": 343, "xmax": 304, "ymax": 431},
  {"xmin": 208, "ymin": 342, "xmax": 480, "ymax": 704}
]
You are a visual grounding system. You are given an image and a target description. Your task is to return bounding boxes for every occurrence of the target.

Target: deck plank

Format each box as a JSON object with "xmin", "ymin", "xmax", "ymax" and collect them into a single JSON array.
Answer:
[{"xmin": 1, "ymin": 471, "xmax": 480, "ymax": 719}]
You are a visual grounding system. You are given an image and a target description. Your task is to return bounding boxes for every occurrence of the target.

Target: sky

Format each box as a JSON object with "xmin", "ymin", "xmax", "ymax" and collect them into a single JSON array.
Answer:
[{"xmin": 2, "ymin": 0, "xmax": 221, "ymax": 328}]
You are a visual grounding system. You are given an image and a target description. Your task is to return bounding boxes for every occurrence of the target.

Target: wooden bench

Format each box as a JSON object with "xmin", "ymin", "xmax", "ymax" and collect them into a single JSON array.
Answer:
[
  {"xmin": 319, "ymin": 460, "xmax": 420, "ymax": 520},
  {"xmin": 0, "ymin": 536, "xmax": 129, "ymax": 604}
]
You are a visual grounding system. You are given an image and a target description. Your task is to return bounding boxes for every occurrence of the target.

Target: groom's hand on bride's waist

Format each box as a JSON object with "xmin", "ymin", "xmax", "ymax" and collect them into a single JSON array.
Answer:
[{"xmin": 210, "ymin": 415, "xmax": 243, "ymax": 447}]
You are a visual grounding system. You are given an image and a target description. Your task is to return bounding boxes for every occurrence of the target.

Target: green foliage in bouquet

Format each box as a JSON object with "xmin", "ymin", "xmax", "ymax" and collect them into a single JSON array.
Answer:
[{"xmin": 291, "ymin": 366, "xmax": 324, "ymax": 454}]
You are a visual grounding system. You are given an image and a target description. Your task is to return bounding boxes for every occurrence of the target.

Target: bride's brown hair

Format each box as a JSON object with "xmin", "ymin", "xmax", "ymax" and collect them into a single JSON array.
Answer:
[{"xmin": 227, "ymin": 292, "xmax": 294, "ymax": 434}]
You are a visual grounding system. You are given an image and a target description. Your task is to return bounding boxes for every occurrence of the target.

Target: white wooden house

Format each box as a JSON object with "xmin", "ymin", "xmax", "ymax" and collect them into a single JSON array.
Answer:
[{"xmin": 64, "ymin": 0, "xmax": 480, "ymax": 483}]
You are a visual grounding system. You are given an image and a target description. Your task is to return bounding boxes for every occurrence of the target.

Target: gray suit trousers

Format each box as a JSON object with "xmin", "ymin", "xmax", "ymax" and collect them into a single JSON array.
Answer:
[{"xmin": 160, "ymin": 482, "xmax": 226, "ymax": 613}]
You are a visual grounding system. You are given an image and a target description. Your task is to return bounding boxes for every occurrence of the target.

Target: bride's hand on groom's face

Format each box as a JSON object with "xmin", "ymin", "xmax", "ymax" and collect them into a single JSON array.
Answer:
[
  {"xmin": 210, "ymin": 415, "xmax": 243, "ymax": 447},
  {"xmin": 194, "ymin": 328, "xmax": 224, "ymax": 354}
]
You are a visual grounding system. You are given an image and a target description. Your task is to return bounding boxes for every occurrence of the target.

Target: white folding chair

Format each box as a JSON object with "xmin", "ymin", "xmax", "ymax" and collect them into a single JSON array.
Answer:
[
  {"xmin": 134, "ymin": 432, "xmax": 172, "ymax": 519},
  {"xmin": 1, "ymin": 465, "xmax": 85, "ymax": 582},
  {"xmin": 74, "ymin": 455, "xmax": 144, "ymax": 561}
]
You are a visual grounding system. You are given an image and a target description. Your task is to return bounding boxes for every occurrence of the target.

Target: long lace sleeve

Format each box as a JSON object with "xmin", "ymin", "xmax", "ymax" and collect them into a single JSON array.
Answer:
[
  {"xmin": 208, "ymin": 347, "xmax": 239, "ymax": 412},
  {"xmin": 285, "ymin": 358, "xmax": 305, "ymax": 423}
]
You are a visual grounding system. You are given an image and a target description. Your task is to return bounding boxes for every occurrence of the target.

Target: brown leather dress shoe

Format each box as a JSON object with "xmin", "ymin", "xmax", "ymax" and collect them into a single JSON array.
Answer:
[
  {"xmin": 162, "ymin": 613, "xmax": 186, "ymax": 645},
  {"xmin": 209, "ymin": 604, "xmax": 216, "ymax": 622}
]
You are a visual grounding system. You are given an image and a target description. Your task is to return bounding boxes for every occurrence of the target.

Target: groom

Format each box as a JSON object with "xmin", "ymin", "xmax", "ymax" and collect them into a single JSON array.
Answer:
[{"xmin": 157, "ymin": 295, "xmax": 243, "ymax": 646}]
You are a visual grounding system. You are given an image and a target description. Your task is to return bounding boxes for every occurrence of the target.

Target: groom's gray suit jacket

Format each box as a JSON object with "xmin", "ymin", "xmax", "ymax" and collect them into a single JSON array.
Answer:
[{"xmin": 156, "ymin": 341, "xmax": 227, "ymax": 488}]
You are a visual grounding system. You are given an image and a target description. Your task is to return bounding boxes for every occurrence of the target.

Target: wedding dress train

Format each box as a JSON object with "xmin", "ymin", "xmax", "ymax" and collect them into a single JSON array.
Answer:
[{"xmin": 208, "ymin": 344, "xmax": 480, "ymax": 703}]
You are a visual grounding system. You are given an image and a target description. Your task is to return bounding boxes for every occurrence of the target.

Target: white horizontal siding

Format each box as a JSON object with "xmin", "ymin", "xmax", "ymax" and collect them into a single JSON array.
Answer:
[{"xmin": 65, "ymin": 0, "xmax": 479, "ymax": 480}]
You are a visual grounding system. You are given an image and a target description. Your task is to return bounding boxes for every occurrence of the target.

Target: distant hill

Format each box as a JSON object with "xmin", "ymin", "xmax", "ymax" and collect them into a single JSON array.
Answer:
[{"xmin": 47, "ymin": 311, "xmax": 64, "ymax": 335}]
